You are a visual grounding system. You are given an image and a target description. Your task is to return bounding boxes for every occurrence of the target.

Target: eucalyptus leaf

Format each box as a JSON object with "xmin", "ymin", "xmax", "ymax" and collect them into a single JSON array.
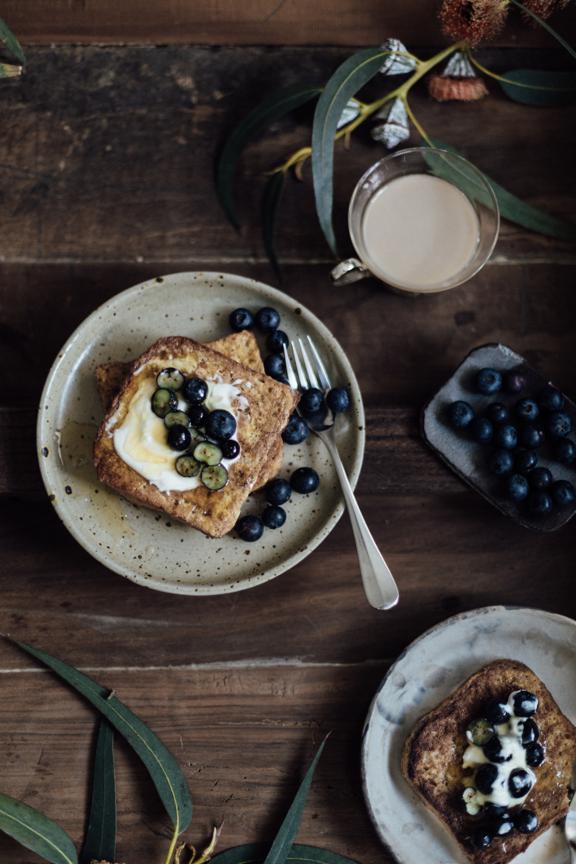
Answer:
[
  {"xmin": 13, "ymin": 640, "xmax": 193, "ymax": 839},
  {"xmin": 311, "ymin": 48, "xmax": 386, "ymax": 255},
  {"xmin": 0, "ymin": 793, "xmax": 77, "ymax": 864},
  {"xmin": 262, "ymin": 171, "xmax": 286, "ymax": 278},
  {"xmin": 217, "ymin": 84, "xmax": 321, "ymax": 228},
  {"xmin": 212, "ymin": 844, "xmax": 359, "ymax": 864},
  {"xmin": 426, "ymin": 140, "xmax": 576, "ymax": 243},
  {"xmin": 81, "ymin": 720, "xmax": 116, "ymax": 864},
  {"xmin": 0, "ymin": 16, "xmax": 25, "ymax": 65},
  {"xmin": 499, "ymin": 68, "xmax": 576, "ymax": 106}
]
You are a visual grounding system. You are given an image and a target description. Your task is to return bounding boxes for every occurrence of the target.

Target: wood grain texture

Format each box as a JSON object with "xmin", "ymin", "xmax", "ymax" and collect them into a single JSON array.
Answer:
[{"xmin": 3, "ymin": 1, "xmax": 576, "ymax": 46}]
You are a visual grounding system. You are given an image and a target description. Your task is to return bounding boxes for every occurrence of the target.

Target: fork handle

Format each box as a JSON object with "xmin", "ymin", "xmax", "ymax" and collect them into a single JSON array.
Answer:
[{"xmin": 319, "ymin": 434, "xmax": 399, "ymax": 610}]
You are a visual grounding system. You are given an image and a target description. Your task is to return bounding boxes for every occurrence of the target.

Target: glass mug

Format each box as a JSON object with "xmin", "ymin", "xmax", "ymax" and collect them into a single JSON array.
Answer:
[{"xmin": 332, "ymin": 147, "xmax": 500, "ymax": 295}]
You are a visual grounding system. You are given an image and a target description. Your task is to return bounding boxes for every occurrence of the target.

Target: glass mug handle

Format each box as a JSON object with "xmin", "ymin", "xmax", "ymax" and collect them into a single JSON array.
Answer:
[{"xmin": 331, "ymin": 258, "xmax": 371, "ymax": 285}]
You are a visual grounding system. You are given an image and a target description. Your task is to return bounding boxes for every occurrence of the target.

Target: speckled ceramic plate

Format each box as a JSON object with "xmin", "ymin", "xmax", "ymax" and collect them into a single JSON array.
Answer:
[
  {"xmin": 37, "ymin": 272, "xmax": 365, "ymax": 595},
  {"xmin": 362, "ymin": 606, "xmax": 576, "ymax": 864}
]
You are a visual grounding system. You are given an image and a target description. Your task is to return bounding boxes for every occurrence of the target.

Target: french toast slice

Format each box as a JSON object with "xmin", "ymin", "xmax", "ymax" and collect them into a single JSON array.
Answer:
[
  {"xmin": 402, "ymin": 660, "xmax": 576, "ymax": 864},
  {"xmin": 94, "ymin": 331, "xmax": 284, "ymax": 487},
  {"xmin": 94, "ymin": 336, "xmax": 298, "ymax": 537}
]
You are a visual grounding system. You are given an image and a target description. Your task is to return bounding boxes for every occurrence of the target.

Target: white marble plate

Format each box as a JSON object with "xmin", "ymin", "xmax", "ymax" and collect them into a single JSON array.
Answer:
[
  {"xmin": 362, "ymin": 606, "xmax": 576, "ymax": 864},
  {"xmin": 37, "ymin": 272, "xmax": 365, "ymax": 595}
]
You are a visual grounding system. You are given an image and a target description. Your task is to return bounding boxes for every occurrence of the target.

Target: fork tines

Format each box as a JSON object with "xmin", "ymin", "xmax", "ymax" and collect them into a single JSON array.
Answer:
[{"xmin": 283, "ymin": 335, "xmax": 332, "ymax": 392}]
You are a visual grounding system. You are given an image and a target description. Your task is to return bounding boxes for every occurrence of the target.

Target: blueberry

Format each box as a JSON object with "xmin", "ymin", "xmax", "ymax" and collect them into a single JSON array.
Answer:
[
  {"xmin": 551, "ymin": 479, "xmax": 576, "ymax": 508},
  {"xmin": 519, "ymin": 424, "xmax": 544, "ymax": 450},
  {"xmin": 494, "ymin": 424, "xmax": 518, "ymax": 450},
  {"xmin": 327, "ymin": 387, "xmax": 351, "ymax": 414},
  {"xmin": 492, "ymin": 815, "xmax": 514, "ymax": 838},
  {"xmin": 265, "ymin": 478, "xmax": 292, "ymax": 506},
  {"xmin": 282, "ymin": 414, "xmax": 309, "ymax": 445},
  {"xmin": 521, "ymin": 718, "xmax": 539, "ymax": 745},
  {"xmin": 514, "ymin": 809, "xmax": 539, "ymax": 834},
  {"xmin": 486, "ymin": 402, "xmax": 509, "ymax": 425},
  {"xmin": 528, "ymin": 491, "xmax": 553, "ymax": 515},
  {"xmin": 447, "ymin": 400, "xmax": 475, "ymax": 430},
  {"xmin": 229, "ymin": 307, "xmax": 254, "ymax": 331},
  {"xmin": 485, "ymin": 700, "xmax": 510, "ymax": 725},
  {"xmin": 183, "ymin": 377, "xmax": 208, "ymax": 404},
  {"xmin": 187, "ymin": 404, "xmax": 208, "ymax": 427},
  {"xmin": 489, "ymin": 449, "xmax": 514, "ymax": 476},
  {"xmin": 515, "ymin": 449, "xmax": 538, "ymax": 473},
  {"xmin": 483, "ymin": 737, "xmax": 510, "ymax": 764},
  {"xmin": 525, "ymin": 742, "xmax": 545, "ymax": 768},
  {"xmin": 167, "ymin": 425, "xmax": 192, "ymax": 451},
  {"xmin": 538, "ymin": 384, "xmax": 565, "ymax": 412},
  {"xmin": 515, "ymin": 399, "xmax": 539, "ymax": 423},
  {"xmin": 528, "ymin": 467, "xmax": 552, "ymax": 490},
  {"xmin": 509, "ymin": 768, "xmax": 533, "ymax": 799},
  {"xmin": 504, "ymin": 473, "xmax": 529, "ymax": 503},
  {"xmin": 512, "ymin": 691, "xmax": 538, "ymax": 717},
  {"xmin": 291, "ymin": 467, "xmax": 320, "ymax": 494},
  {"xmin": 476, "ymin": 763, "xmax": 499, "ymax": 794},
  {"xmin": 267, "ymin": 329, "xmax": 289, "ymax": 353},
  {"xmin": 475, "ymin": 368, "xmax": 502, "ymax": 395},
  {"xmin": 264, "ymin": 353, "xmax": 287, "ymax": 382},
  {"xmin": 555, "ymin": 438, "xmax": 576, "ymax": 466},
  {"xmin": 235, "ymin": 515, "xmax": 264, "ymax": 542},
  {"xmin": 505, "ymin": 371, "xmax": 526, "ymax": 394},
  {"xmin": 221, "ymin": 439, "xmax": 240, "ymax": 460},
  {"xmin": 255, "ymin": 306, "xmax": 281, "ymax": 332},
  {"xmin": 205, "ymin": 409, "xmax": 237, "ymax": 441},
  {"xmin": 546, "ymin": 411, "xmax": 573, "ymax": 439},
  {"xmin": 471, "ymin": 417, "xmax": 494, "ymax": 444},
  {"xmin": 470, "ymin": 828, "xmax": 493, "ymax": 850},
  {"xmin": 299, "ymin": 388, "xmax": 326, "ymax": 418},
  {"xmin": 262, "ymin": 504, "xmax": 286, "ymax": 529},
  {"xmin": 484, "ymin": 803, "xmax": 508, "ymax": 817}
]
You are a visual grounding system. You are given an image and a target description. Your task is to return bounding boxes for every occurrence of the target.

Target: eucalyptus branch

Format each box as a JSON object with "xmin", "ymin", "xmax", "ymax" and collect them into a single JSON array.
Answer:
[{"xmin": 402, "ymin": 98, "xmax": 432, "ymax": 146}]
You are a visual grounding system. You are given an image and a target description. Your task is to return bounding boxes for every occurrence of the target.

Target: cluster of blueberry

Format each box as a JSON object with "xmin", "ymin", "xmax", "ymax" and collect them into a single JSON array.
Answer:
[
  {"xmin": 465, "ymin": 691, "xmax": 542, "ymax": 851},
  {"xmin": 235, "ymin": 470, "xmax": 320, "ymax": 542},
  {"xmin": 151, "ymin": 369, "xmax": 239, "ymax": 491},
  {"xmin": 447, "ymin": 368, "xmax": 575, "ymax": 516}
]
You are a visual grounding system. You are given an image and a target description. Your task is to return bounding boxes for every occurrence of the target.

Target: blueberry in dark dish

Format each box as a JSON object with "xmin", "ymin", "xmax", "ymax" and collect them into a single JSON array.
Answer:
[
  {"xmin": 508, "ymin": 768, "xmax": 533, "ymax": 799},
  {"xmin": 470, "ymin": 828, "xmax": 493, "ymax": 850},
  {"xmin": 520, "ymin": 717, "xmax": 539, "ymax": 745},
  {"xmin": 492, "ymin": 814, "xmax": 514, "ymax": 838},
  {"xmin": 512, "ymin": 690, "xmax": 539, "ymax": 717},
  {"xmin": 327, "ymin": 387, "xmax": 351, "ymax": 414},
  {"xmin": 151, "ymin": 387, "xmax": 178, "ymax": 418},
  {"xmin": 514, "ymin": 809, "xmax": 539, "ymax": 834},
  {"xmin": 265, "ymin": 478, "xmax": 292, "ymax": 506},
  {"xmin": 282, "ymin": 414, "xmax": 309, "ymax": 445},
  {"xmin": 264, "ymin": 353, "xmax": 287, "ymax": 382},
  {"xmin": 167, "ymin": 425, "xmax": 192, "ymax": 451},
  {"xmin": 505, "ymin": 371, "xmax": 526, "ymax": 394},
  {"xmin": 255, "ymin": 306, "xmax": 281, "ymax": 332},
  {"xmin": 528, "ymin": 467, "xmax": 552, "ymax": 490},
  {"xmin": 229, "ymin": 307, "xmax": 254, "ymax": 331},
  {"xmin": 262, "ymin": 504, "xmax": 286, "ymax": 529},
  {"xmin": 485, "ymin": 402, "xmax": 509, "ymax": 425},
  {"xmin": 475, "ymin": 368, "xmax": 503, "ymax": 396},
  {"xmin": 514, "ymin": 448, "xmax": 538, "ymax": 473},
  {"xmin": 235, "ymin": 514, "xmax": 264, "ymax": 542},
  {"xmin": 299, "ymin": 388, "xmax": 325, "ymax": 417},
  {"xmin": 482, "ymin": 736, "xmax": 510, "ymax": 764},
  {"xmin": 488, "ymin": 449, "xmax": 514, "ymax": 476},
  {"xmin": 484, "ymin": 700, "xmax": 510, "ymax": 725},
  {"xmin": 475, "ymin": 763, "xmax": 499, "ymax": 794},
  {"xmin": 205, "ymin": 409, "xmax": 237, "ymax": 441},
  {"xmin": 528, "ymin": 490, "xmax": 553, "ymax": 516},
  {"xmin": 291, "ymin": 467, "xmax": 320, "ymax": 494},
  {"xmin": 471, "ymin": 417, "xmax": 494, "ymax": 444},
  {"xmin": 188, "ymin": 404, "xmax": 208, "ymax": 427},
  {"xmin": 157, "ymin": 367, "xmax": 184, "ymax": 390},
  {"xmin": 525, "ymin": 742, "xmax": 545, "ymax": 768},
  {"xmin": 221, "ymin": 439, "xmax": 240, "ymax": 460},
  {"xmin": 538, "ymin": 384, "xmax": 565, "ymax": 412},
  {"xmin": 267, "ymin": 329, "xmax": 289, "ymax": 353},
  {"xmin": 519, "ymin": 424, "xmax": 544, "ymax": 450},
  {"xmin": 551, "ymin": 479, "xmax": 576, "ymax": 508},
  {"xmin": 447, "ymin": 400, "xmax": 475, "ymax": 430},
  {"xmin": 504, "ymin": 473, "xmax": 529, "ymax": 503},
  {"xmin": 515, "ymin": 398, "xmax": 539, "ymax": 423},
  {"xmin": 494, "ymin": 424, "xmax": 518, "ymax": 450},
  {"xmin": 546, "ymin": 410, "xmax": 573, "ymax": 439},
  {"xmin": 555, "ymin": 438, "xmax": 576, "ymax": 466},
  {"xmin": 183, "ymin": 377, "xmax": 208, "ymax": 404}
]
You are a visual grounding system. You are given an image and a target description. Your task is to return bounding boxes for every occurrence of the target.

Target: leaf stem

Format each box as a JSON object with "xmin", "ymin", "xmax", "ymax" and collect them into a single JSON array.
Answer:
[
  {"xmin": 164, "ymin": 827, "xmax": 181, "ymax": 864},
  {"xmin": 508, "ymin": 0, "xmax": 576, "ymax": 62},
  {"xmin": 468, "ymin": 51, "xmax": 576, "ymax": 90},
  {"xmin": 402, "ymin": 98, "xmax": 432, "ymax": 145}
]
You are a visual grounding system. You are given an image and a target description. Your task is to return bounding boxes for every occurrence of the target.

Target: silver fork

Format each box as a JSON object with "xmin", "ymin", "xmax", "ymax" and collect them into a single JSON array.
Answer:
[{"xmin": 283, "ymin": 335, "xmax": 399, "ymax": 610}]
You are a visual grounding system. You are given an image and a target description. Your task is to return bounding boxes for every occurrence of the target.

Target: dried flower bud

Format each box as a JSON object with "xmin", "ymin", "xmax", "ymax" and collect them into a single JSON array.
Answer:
[
  {"xmin": 379, "ymin": 38, "xmax": 417, "ymax": 75},
  {"xmin": 337, "ymin": 98, "xmax": 361, "ymax": 130},
  {"xmin": 442, "ymin": 51, "xmax": 476, "ymax": 78},
  {"xmin": 427, "ymin": 73, "xmax": 489, "ymax": 101},
  {"xmin": 371, "ymin": 97, "xmax": 410, "ymax": 149},
  {"xmin": 521, "ymin": 0, "xmax": 570, "ymax": 20},
  {"xmin": 439, "ymin": 0, "xmax": 509, "ymax": 44}
]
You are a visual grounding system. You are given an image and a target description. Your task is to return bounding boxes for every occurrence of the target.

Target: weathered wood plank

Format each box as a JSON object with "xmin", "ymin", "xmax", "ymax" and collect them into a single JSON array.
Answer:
[{"xmin": 3, "ymin": 1, "xmax": 576, "ymax": 46}]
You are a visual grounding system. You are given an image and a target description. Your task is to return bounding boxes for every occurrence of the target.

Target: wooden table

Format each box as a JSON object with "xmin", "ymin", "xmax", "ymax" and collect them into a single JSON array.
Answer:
[{"xmin": 1, "ymin": 26, "xmax": 575, "ymax": 864}]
